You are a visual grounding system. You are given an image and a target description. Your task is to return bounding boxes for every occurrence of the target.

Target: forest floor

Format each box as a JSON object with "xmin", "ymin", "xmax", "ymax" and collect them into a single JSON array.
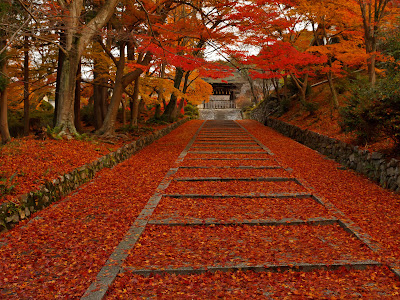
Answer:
[
  {"xmin": 1, "ymin": 119, "xmax": 399, "ymax": 298},
  {"xmin": 277, "ymin": 83, "xmax": 399, "ymax": 160},
  {"xmin": 0, "ymin": 114, "xmax": 178, "ymax": 205}
]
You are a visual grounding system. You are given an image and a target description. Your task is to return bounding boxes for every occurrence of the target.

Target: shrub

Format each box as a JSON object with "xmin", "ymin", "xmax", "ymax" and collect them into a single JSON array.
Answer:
[
  {"xmin": 81, "ymin": 105, "xmax": 95, "ymax": 127},
  {"xmin": 340, "ymin": 77, "xmax": 400, "ymax": 149},
  {"xmin": 7, "ymin": 109, "xmax": 53, "ymax": 137},
  {"xmin": 184, "ymin": 103, "xmax": 199, "ymax": 118}
]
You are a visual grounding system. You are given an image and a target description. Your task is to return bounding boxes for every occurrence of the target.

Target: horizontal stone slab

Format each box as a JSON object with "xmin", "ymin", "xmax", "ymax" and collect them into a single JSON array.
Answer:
[
  {"xmin": 178, "ymin": 166, "xmax": 283, "ymax": 169},
  {"xmin": 122, "ymin": 260, "xmax": 382, "ymax": 276},
  {"xmin": 188, "ymin": 151, "xmax": 270, "ymax": 154},
  {"xmin": 173, "ymin": 177, "xmax": 297, "ymax": 182},
  {"xmin": 163, "ymin": 192, "xmax": 314, "ymax": 199},
  {"xmin": 147, "ymin": 217, "xmax": 339, "ymax": 227},
  {"xmin": 186, "ymin": 158, "xmax": 273, "ymax": 161}
]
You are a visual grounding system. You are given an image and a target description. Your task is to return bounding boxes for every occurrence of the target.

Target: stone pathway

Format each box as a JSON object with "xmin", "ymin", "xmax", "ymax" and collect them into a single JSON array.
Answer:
[{"xmin": 83, "ymin": 120, "xmax": 400, "ymax": 299}]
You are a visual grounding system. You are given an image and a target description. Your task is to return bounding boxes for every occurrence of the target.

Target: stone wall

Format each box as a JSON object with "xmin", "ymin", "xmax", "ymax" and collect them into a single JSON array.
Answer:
[
  {"xmin": 262, "ymin": 117, "xmax": 400, "ymax": 193},
  {"xmin": 249, "ymin": 104, "xmax": 400, "ymax": 193},
  {"xmin": 250, "ymin": 98, "xmax": 279, "ymax": 123},
  {"xmin": 0, "ymin": 118, "xmax": 189, "ymax": 232}
]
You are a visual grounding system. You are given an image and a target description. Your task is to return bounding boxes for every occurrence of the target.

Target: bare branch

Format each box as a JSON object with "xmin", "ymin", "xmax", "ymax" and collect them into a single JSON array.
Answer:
[
  {"xmin": 15, "ymin": 0, "xmax": 38, "ymax": 23},
  {"xmin": 0, "ymin": 17, "xmax": 31, "ymax": 56},
  {"xmin": 98, "ymin": 39, "xmax": 118, "ymax": 65}
]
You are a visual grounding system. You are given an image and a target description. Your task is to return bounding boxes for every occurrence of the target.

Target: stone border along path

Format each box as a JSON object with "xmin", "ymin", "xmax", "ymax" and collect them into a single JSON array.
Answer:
[{"xmin": 82, "ymin": 120, "xmax": 400, "ymax": 299}]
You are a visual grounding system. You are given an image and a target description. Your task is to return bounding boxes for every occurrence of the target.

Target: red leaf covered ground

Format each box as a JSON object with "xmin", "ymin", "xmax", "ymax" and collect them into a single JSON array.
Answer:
[
  {"xmin": 107, "ymin": 267, "xmax": 400, "ymax": 299},
  {"xmin": 241, "ymin": 120, "xmax": 400, "ymax": 262},
  {"xmin": 1, "ymin": 119, "xmax": 400, "ymax": 298},
  {"xmin": 151, "ymin": 197, "xmax": 329, "ymax": 222},
  {"xmin": 125, "ymin": 224, "xmax": 375, "ymax": 269},
  {"xmin": 0, "ymin": 122, "xmax": 173, "ymax": 205},
  {"xmin": 0, "ymin": 120, "xmax": 202, "ymax": 299}
]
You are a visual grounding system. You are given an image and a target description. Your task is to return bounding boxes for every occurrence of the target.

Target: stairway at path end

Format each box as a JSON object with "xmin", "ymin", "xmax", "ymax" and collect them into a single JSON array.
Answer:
[{"xmin": 199, "ymin": 108, "xmax": 242, "ymax": 120}]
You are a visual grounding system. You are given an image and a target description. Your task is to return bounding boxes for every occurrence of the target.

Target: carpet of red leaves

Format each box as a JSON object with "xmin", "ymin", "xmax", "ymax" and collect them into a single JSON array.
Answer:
[
  {"xmin": 106, "ymin": 266, "xmax": 400, "ymax": 299},
  {"xmin": 125, "ymin": 224, "xmax": 375, "ymax": 270},
  {"xmin": 166, "ymin": 180, "xmax": 307, "ymax": 195},
  {"xmin": 0, "ymin": 120, "xmax": 203, "ymax": 299},
  {"xmin": 106, "ymin": 119, "xmax": 399, "ymax": 298},
  {"xmin": 2, "ymin": 119, "xmax": 400, "ymax": 298},
  {"xmin": 241, "ymin": 120, "xmax": 400, "ymax": 263},
  {"xmin": 174, "ymin": 167, "xmax": 291, "ymax": 178},
  {"xmin": 151, "ymin": 197, "xmax": 331, "ymax": 222},
  {"xmin": 0, "ymin": 122, "xmax": 173, "ymax": 205}
]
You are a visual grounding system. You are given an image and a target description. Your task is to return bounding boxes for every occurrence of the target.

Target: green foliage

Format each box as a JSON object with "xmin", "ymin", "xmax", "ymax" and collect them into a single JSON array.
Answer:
[
  {"xmin": 0, "ymin": 73, "xmax": 8, "ymax": 92},
  {"xmin": 37, "ymin": 99, "xmax": 54, "ymax": 112},
  {"xmin": 301, "ymin": 100, "xmax": 320, "ymax": 115},
  {"xmin": 46, "ymin": 125, "xmax": 62, "ymax": 140},
  {"xmin": 184, "ymin": 103, "xmax": 199, "ymax": 118},
  {"xmin": 81, "ymin": 105, "xmax": 95, "ymax": 127},
  {"xmin": 146, "ymin": 118, "xmax": 168, "ymax": 125},
  {"xmin": 0, "ymin": 172, "xmax": 18, "ymax": 199},
  {"xmin": 7, "ymin": 109, "xmax": 53, "ymax": 137},
  {"xmin": 118, "ymin": 124, "xmax": 154, "ymax": 135},
  {"xmin": 74, "ymin": 133, "xmax": 92, "ymax": 141},
  {"xmin": 378, "ymin": 23, "xmax": 400, "ymax": 74},
  {"xmin": 278, "ymin": 97, "xmax": 291, "ymax": 116},
  {"xmin": 340, "ymin": 76, "xmax": 400, "ymax": 148}
]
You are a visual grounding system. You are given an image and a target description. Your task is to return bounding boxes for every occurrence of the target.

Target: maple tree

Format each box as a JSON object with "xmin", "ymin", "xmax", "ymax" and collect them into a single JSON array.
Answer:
[
  {"xmin": 0, "ymin": 0, "xmax": 399, "ymax": 144},
  {"xmin": 356, "ymin": 0, "xmax": 393, "ymax": 86},
  {"xmin": 52, "ymin": 0, "xmax": 120, "ymax": 136},
  {"xmin": 295, "ymin": 0, "xmax": 364, "ymax": 108}
]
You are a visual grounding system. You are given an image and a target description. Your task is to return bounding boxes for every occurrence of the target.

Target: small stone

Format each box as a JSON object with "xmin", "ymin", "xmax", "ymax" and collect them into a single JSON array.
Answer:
[
  {"xmin": 6, "ymin": 214, "xmax": 19, "ymax": 223},
  {"xmin": 20, "ymin": 194, "xmax": 28, "ymax": 204},
  {"xmin": 387, "ymin": 167, "xmax": 395, "ymax": 177},
  {"xmin": 371, "ymin": 152, "xmax": 383, "ymax": 160},
  {"xmin": 389, "ymin": 158, "xmax": 399, "ymax": 168}
]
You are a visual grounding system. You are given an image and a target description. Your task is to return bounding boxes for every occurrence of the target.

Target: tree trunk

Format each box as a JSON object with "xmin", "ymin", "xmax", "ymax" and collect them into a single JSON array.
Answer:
[
  {"xmin": 74, "ymin": 61, "xmax": 83, "ymax": 132},
  {"xmin": 158, "ymin": 62, "xmax": 166, "ymax": 108},
  {"xmin": 54, "ymin": 31, "xmax": 66, "ymax": 127},
  {"xmin": 272, "ymin": 78, "xmax": 281, "ymax": 102},
  {"xmin": 327, "ymin": 70, "xmax": 339, "ymax": 109},
  {"xmin": 56, "ymin": 50, "xmax": 80, "ymax": 135},
  {"xmin": 97, "ymin": 44, "xmax": 125, "ymax": 136},
  {"xmin": 291, "ymin": 72, "xmax": 309, "ymax": 104},
  {"xmin": 130, "ymin": 77, "xmax": 140, "ymax": 127},
  {"xmin": 23, "ymin": 35, "xmax": 30, "ymax": 136},
  {"xmin": 368, "ymin": 44, "xmax": 377, "ymax": 86},
  {"xmin": 162, "ymin": 67, "xmax": 184, "ymax": 121},
  {"xmin": 55, "ymin": 0, "xmax": 119, "ymax": 136},
  {"xmin": 96, "ymin": 48, "xmax": 152, "ymax": 135},
  {"xmin": 154, "ymin": 103, "xmax": 161, "ymax": 119},
  {"xmin": 358, "ymin": 0, "xmax": 388, "ymax": 87},
  {"xmin": 0, "ymin": 87, "xmax": 10, "ymax": 144},
  {"xmin": 139, "ymin": 98, "xmax": 145, "ymax": 119},
  {"xmin": 122, "ymin": 99, "xmax": 126, "ymax": 126}
]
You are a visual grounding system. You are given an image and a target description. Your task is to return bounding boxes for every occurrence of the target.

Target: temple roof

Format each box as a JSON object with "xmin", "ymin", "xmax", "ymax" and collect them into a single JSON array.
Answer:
[{"xmin": 203, "ymin": 70, "xmax": 247, "ymax": 85}]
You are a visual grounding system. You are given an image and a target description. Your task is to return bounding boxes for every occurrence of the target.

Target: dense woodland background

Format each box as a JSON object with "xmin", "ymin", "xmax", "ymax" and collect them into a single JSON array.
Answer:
[{"xmin": 0, "ymin": 0, "xmax": 399, "ymax": 151}]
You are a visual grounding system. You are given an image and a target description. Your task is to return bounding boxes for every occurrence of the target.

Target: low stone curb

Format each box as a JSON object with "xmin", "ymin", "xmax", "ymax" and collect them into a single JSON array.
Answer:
[
  {"xmin": 258, "ymin": 117, "xmax": 400, "ymax": 193},
  {"xmin": 0, "ymin": 118, "xmax": 189, "ymax": 233}
]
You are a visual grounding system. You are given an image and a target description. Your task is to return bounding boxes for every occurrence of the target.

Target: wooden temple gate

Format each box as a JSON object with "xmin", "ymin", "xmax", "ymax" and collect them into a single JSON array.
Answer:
[{"xmin": 202, "ymin": 83, "xmax": 238, "ymax": 109}]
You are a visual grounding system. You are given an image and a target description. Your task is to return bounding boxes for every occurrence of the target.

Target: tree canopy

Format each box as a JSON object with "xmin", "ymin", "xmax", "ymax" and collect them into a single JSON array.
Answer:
[{"xmin": 0, "ymin": 0, "xmax": 399, "ymax": 143}]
